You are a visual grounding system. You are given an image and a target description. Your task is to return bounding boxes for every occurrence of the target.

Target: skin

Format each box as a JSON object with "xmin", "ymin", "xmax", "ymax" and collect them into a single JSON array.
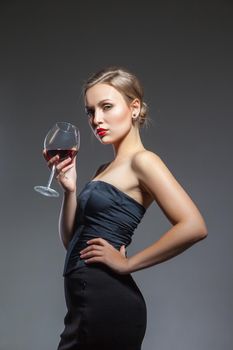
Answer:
[{"xmin": 47, "ymin": 82, "xmax": 208, "ymax": 275}]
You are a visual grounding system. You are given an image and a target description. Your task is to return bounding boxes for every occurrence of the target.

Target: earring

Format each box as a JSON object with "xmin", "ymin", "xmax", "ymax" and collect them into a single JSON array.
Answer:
[{"xmin": 132, "ymin": 113, "xmax": 138, "ymax": 120}]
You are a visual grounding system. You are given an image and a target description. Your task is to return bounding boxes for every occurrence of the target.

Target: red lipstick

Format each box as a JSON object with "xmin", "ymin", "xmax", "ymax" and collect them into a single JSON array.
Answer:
[{"xmin": 97, "ymin": 128, "xmax": 108, "ymax": 136}]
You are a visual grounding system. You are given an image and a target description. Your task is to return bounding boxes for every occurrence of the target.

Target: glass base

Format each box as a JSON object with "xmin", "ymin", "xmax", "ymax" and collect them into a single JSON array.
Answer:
[{"xmin": 34, "ymin": 185, "xmax": 59, "ymax": 197}]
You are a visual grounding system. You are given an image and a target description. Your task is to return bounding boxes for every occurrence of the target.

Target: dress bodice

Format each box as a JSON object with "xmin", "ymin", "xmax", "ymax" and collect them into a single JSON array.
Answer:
[{"xmin": 63, "ymin": 180, "xmax": 146, "ymax": 276}]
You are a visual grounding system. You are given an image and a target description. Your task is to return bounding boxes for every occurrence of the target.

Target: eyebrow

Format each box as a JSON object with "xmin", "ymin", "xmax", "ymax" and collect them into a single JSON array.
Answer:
[{"xmin": 85, "ymin": 99, "xmax": 113, "ymax": 108}]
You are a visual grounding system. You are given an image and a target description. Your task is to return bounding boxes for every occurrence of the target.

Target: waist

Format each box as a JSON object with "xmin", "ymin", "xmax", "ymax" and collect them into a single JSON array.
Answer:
[
  {"xmin": 73, "ymin": 225, "xmax": 132, "ymax": 248},
  {"xmin": 63, "ymin": 225, "xmax": 132, "ymax": 277}
]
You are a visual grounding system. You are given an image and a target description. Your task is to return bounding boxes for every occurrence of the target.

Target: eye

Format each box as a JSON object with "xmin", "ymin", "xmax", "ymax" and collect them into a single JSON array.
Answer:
[{"xmin": 103, "ymin": 104, "xmax": 112, "ymax": 111}]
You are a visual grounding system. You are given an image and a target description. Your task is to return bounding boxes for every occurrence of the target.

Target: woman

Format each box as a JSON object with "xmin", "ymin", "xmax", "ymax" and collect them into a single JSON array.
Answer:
[{"xmin": 49, "ymin": 67, "xmax": 208, "ymax": 350}]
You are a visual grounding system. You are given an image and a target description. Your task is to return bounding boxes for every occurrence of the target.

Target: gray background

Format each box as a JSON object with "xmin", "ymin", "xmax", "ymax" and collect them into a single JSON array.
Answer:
[{"xmin": 0, "ymin": 1, "xmax": 232, "ymax": 349}]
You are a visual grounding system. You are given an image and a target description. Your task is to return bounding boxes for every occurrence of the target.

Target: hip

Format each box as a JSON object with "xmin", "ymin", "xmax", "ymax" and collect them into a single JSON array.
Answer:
[{"xmin": 64, "ymin": 263, "xmax": 147, "ymax": 310}]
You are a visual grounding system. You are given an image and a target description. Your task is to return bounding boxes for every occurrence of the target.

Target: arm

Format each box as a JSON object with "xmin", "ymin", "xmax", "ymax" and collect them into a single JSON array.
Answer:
[
  {"xmin": 78, "ymin": 152, "xmax": 207, "ymax": 275},
  {"xmin": 43, "ymin": 151, "xmax": 79, "ymax": 250},
  {"xmin": 59, "ymin": 191, "xmax": 78, "ymax": 249},
  {"xmin": 55, "ymin": 155, "xmax": 78, "ymax": 250},
  {"xmin": 127, "ymin": 151, "xmax": 208, "ymax": 273}
]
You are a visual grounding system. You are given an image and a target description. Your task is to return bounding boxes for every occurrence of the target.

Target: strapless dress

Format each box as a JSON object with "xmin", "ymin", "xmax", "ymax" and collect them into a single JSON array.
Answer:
[{"xmin": 57, "ymin": 180, "xmax": 147, "ymax": 350}]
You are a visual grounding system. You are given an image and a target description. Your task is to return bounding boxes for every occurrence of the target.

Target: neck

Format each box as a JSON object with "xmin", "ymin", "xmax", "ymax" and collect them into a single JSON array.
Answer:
[{"xmin": 112, "ymin": 125, "xmax": 145, "ymax": 160}]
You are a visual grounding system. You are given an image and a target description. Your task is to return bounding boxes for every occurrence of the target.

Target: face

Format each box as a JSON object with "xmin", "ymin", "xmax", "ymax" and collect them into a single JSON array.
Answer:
[{"xmin": 85, "ymin": 83, "xmax": 138, "ymax": 144}]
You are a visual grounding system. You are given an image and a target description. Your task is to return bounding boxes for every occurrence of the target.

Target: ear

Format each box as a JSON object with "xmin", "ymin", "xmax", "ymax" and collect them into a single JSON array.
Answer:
[{"xmin": 130, "ymin": 98, "xmax": 141, "ymax": 117}]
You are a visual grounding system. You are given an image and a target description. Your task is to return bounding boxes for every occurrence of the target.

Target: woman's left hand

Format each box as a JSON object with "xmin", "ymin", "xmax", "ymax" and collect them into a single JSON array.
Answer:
[{"xmin": 79, "ymin": 238, "xmax": 130, "ymax": 275}]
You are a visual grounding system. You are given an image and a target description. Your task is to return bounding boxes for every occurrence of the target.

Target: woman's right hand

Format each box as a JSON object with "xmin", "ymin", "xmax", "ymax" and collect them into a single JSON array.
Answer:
[{"xmin": 44, "ymin": 151, "xmax": 77, "ymax": 193}]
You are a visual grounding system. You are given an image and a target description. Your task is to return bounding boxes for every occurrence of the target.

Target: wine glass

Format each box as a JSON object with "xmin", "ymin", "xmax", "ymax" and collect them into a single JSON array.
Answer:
[{"xmin": 34, "ymin": 122, "xmax": 80, "ymax": 197}]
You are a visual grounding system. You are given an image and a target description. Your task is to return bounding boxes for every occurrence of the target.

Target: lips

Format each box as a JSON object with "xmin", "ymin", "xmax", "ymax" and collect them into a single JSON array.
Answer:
[{"xmin": 97, "ymin": 128, "xmax": 108, "ymax": 136}]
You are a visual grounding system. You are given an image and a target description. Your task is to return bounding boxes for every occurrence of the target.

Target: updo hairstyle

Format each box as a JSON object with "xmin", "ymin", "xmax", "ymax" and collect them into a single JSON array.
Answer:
[{"xmin": 83, "ymin": 66, "xmax": 149, "ymax": 128}]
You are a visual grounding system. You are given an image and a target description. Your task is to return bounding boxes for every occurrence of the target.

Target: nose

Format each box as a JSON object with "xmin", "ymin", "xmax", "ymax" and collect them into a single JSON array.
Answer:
[{"xmin": 92, "ymin": 108, "xmax": 104, "ymax": 126}]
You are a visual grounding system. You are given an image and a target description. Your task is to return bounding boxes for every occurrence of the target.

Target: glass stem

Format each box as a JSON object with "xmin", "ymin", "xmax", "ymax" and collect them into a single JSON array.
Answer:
[{"xmin": 47, "ymin": 164, "xmax": 56, "ymax": 189}]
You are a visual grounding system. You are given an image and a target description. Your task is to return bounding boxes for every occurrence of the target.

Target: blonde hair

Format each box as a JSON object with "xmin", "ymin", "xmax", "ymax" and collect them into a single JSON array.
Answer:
[{"xmin": 83, "ymin": 66, "xmax": 150, "ymax": 127}]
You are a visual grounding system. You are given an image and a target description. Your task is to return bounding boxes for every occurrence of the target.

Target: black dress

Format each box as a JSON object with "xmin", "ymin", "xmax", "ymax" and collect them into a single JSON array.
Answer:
[{"xmin": 57, "ymin": 180, "xmax": 147, "ymax": 350}]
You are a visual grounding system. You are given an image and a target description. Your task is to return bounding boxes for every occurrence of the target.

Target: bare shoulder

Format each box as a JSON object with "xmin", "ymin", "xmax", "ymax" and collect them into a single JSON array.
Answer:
[
  {"xmin": 132, "ymin": 149, "xmax": 162, "ymax": 163},
  {"xmin": 132, "ymin": 149, "xmax": 182, "ymax": 195},
  {"xmin": 132, "ymin": 149, "xmax": 206, "ymax": 227},
  {"xmin": 132, "ymin": 150, "xmax": 166, "ymax": 178}
]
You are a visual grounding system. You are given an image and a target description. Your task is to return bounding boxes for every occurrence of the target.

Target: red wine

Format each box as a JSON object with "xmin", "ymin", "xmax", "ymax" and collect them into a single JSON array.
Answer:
[{"xmin": 44, "ymin": 149, "xmax": 78, "ymax": 162}]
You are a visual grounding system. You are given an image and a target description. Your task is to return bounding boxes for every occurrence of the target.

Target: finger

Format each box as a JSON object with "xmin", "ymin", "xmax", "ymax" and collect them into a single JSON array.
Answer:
[
  {"xmin": 56, "ymin": 164, "xmax": 73, "ymax": 178},
  {"xmin": 59, "ymin": 163, "xmax": 74, "ymax": 174},
  {"xmin": 84, "ymin": 256, "xmax": 104, "ymax": 264},
  {"xmin": 56, "ymin": 157, "xmax": 72, "ymax": 171},
  {"xmin": 87, "ymin": 238, "xmax": 108, "ymax": 246},
  {"xmin": 80, "ymin": 245, "xmax": 102, "ymax": 254},
  {"xmin": 71, "ymin": 155, "xmax": 77, "ymax": 163},
  {"xmin": 120, "ymin": 245, "xmax": 126, "ymax": 256},
  {"xmin": 80, "ymin": 250, "xmax": 103, "ymax": 258},
  {"xmin": 47, "ymin": 155, "xmax": 59, "ymax": 167}
]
